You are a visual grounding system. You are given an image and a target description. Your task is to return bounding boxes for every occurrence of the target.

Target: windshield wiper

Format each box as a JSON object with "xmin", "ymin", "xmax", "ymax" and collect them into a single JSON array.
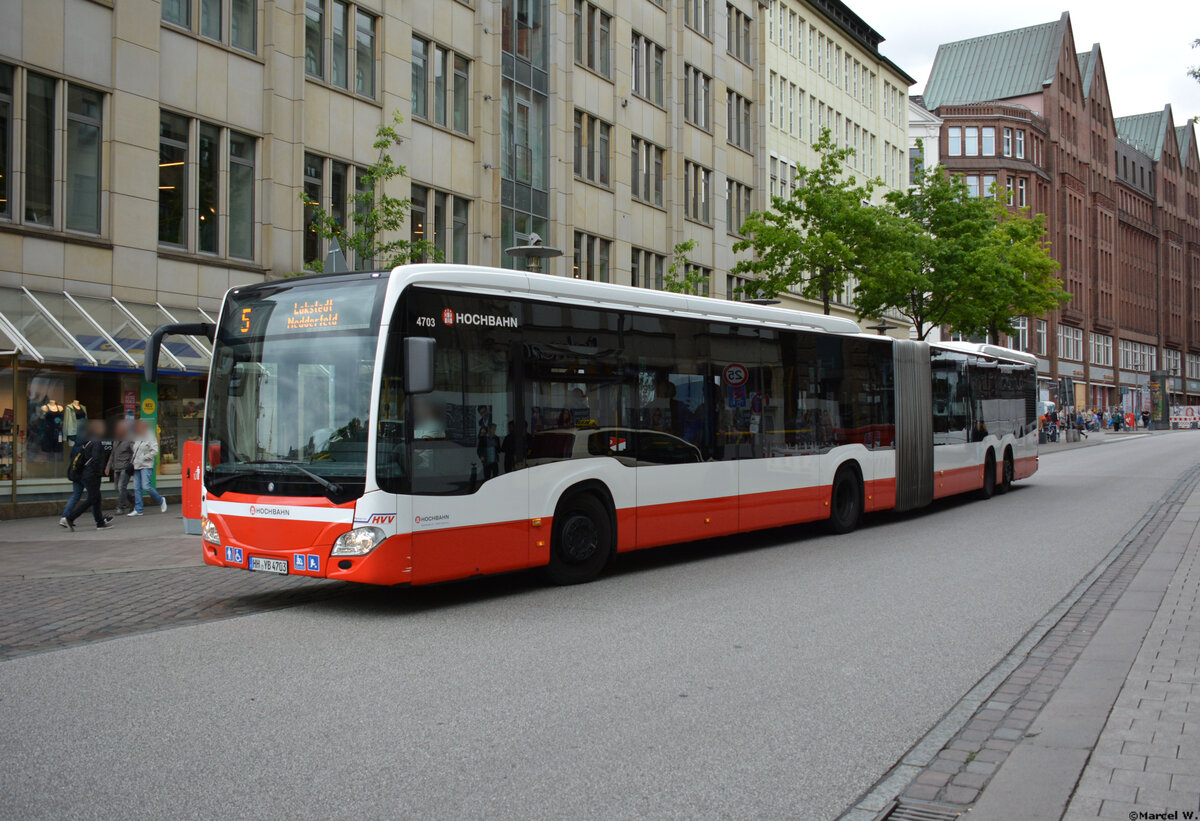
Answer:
[
  {"xmin": 204, "ymin": 471, "xmax": 243, "ymax": 491},
  {"xmin": 246, "ymin": 460, "xmax": 343, "ymax": 495}
]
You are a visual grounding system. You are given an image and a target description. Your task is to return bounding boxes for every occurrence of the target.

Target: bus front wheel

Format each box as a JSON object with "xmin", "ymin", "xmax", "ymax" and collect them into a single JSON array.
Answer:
[
  {"xmin": 826, "ymin": 467, "xmax": 863, "ymax": 534},
  {"xmin": 544, "ymin": 493, "xmax": 613, "ymax": 585}
]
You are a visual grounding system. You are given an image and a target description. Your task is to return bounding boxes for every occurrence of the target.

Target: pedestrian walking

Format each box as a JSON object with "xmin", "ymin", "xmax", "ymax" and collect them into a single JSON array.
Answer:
[
  {"xmin": 63, "ymin": 419, "xmax": 114, "ymax": 531},
  {"xmin": 58, "ymin": 431, "xmax": 89, "ymax": 528},
  {"xmin": 106, "ymin": 420, "xmax": 136, "ymax": 514},
  {"xmin": 128, "ymin": 419, "xmax": 167, "ymax": 516},
  {"xmin": 1141, "ymin": 409, "xmax": 1151, "ymax": 429},
  {"xmin": 1111, "ymin": 408, "xmax": 1122, "ymax": 432}
]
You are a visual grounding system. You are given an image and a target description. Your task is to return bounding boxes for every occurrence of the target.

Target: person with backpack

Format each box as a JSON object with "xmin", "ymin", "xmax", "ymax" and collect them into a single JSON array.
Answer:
[
  {"xmin": 59, "ymin": 430, "xmax": 90, "ymax": 528},
  {"xmin": 128, "ymin": 419, "xmax": 167, "ymax": 516},
  {"xmin": 63, "ymin": 419, "xmax": 114, "ymax": 531}
]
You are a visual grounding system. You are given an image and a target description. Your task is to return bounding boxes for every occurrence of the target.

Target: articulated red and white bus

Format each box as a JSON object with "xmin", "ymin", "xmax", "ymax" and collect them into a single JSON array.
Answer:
[{"xmin": 146, "ymin": 265, "xmax": 1038, "ymax": 586}]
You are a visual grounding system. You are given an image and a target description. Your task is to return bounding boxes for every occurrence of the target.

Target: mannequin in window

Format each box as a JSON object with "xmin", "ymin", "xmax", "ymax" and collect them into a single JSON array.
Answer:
[
  {"xmin": 40, "ymin": 399, "xmax": 65, "ymax": 453},
  {"xmin": 63, "ymin": 399, "xmax": 87, "ymax": 443}
]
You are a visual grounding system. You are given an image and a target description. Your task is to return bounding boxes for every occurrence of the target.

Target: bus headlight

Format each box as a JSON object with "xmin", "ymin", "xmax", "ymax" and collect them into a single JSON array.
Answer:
[
  {"xmin": 201, "ymin": 517, "xmax": 221, "ymax": 545},
  {"xmin": 332, "ymin": 526, "xmax": 386, "ymax": 556}
]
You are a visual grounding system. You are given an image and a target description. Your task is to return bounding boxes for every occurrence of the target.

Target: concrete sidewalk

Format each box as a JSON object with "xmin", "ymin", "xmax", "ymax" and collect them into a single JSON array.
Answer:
[
  {"xmin": 969, "ymin": 475, "xmax": 1200, "ymax": 819},
  {"xmin": 0, "ymin": 508, "xmax": 199, "ymax": 581}
]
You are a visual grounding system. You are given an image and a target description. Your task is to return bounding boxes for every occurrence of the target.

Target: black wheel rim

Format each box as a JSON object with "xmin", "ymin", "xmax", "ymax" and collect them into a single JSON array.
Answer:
[
  {"xmin": 1005, "ymin": 459, "xmax": 1014, "ymax": 484},
  {"xmin": 560, "ymin": 513, "xmax": 600, "ymax": 563}
]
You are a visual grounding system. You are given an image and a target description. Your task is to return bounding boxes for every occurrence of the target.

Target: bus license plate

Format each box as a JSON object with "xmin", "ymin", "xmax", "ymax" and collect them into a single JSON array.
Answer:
[{"xmin": 248, "ymin": 557, "xmax": 289, "ymax": 575}]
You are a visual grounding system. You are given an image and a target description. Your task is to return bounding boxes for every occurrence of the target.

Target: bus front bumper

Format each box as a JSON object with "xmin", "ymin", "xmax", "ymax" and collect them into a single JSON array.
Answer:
[{"xmin": 202, "ymin": 532, "xmax": 413, "ymax": 586}]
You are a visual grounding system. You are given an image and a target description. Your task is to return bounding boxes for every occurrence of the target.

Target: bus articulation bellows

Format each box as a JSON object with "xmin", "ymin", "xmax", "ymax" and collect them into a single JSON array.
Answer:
[{"xmin": 146, "ymin": 265, "xmax": 1039, "ymax": 586}]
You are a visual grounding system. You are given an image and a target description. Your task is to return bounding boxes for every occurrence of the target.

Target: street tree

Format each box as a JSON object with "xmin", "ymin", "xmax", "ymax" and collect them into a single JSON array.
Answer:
[
  {"xmin": 662, "ymin": 239, "xmax": 705, "ymax": 294},
  {"xmin": 299, "ymin": 112, "xmax": 437, "ymax": 273},
  {"xmin": 855, "ymin": 157, "xmax": 1066, "ymax": 340},
  {"xmin": 731, "ymin": 129, "xmax": 896, "ymax": 315}
]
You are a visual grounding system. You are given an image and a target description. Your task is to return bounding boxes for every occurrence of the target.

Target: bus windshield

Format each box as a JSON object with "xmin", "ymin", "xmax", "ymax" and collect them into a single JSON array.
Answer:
[{"xmin": 204, "ymin": 276, "xmax": 385, "ymax": 500}]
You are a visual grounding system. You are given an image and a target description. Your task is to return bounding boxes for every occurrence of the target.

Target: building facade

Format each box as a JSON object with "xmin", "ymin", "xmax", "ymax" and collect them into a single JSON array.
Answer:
[
  {"xmin": 923, "ymin": 12, "xmax": 1200, "ymax": 412},
  {"xmin": 0, "ymin": 0, "xmax": 912, "ymax": 505}
]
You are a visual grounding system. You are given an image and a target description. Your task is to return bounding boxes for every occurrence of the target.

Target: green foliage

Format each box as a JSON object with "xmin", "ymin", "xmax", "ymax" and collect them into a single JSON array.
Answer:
[
  {"xmin": 1190, "ymin": 39, "xmax": 1200, "ymax": 83},
  {"xmin": 855, "ymin": 153, "xmax": 1067, "ymax": 340},
  {"xmin": 298, "ymin": 112, "xmax": 438, "ymax": 275},
  {"xmin": 731, "ymin": 129, "xmax": 896, "ymax": 315},
  {"xmin": 662, "ymin": 239, "xmax": 706, "ymax": 295}
]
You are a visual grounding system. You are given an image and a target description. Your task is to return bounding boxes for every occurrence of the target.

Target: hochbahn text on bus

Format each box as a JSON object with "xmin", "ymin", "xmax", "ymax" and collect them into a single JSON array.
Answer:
[{"xmin": 145, "ymin": 264, "xmax": 1039, "ymax": 586}]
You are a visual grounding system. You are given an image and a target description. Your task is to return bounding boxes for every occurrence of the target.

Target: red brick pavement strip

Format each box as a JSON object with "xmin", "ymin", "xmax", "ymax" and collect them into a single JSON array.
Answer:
[
  {"xmin": 838, "ymin": 462, "xmax": 1200, "ymax": 820},
  {"xmin": 0, "ymin": 566, "xmax": 353, "ymax": 661}
]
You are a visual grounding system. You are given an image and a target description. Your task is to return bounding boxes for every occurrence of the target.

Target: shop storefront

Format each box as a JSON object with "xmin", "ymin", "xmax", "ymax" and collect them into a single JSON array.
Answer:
[{"xmin": 0, "ymin": 286, "xmax": 214, "ymax": 504}]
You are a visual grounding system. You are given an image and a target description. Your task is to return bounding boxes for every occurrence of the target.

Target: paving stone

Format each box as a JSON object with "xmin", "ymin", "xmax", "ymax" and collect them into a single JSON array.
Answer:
[{"xmin": 940, "ymin": 785, "xmax": 979, "ymax": 805}]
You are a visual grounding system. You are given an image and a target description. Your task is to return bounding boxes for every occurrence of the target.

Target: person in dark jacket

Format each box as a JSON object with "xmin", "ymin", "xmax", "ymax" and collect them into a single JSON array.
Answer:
[
  {"xmin": 59, "ymin": 432, "xmax": 89, "ymax": 528},
  {"xmin": 106, "ymin": 420, "xmax": 136, "ymax": 514},
  {"xmin": 65, "ymin": 420, "xmax": 114, "ymax": 531}
]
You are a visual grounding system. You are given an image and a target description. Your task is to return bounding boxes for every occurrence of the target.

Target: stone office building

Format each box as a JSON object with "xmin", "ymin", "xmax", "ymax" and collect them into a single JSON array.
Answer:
[{"xmin": 922, "ymin": 12, "xmax": 1200, "ymax": 411}]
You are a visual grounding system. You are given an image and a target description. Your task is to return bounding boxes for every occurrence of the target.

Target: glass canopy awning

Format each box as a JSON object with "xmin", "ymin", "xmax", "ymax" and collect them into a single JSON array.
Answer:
[{"xmin": 0, "ymin": 286, "xmax": 215, "ymax": 375}]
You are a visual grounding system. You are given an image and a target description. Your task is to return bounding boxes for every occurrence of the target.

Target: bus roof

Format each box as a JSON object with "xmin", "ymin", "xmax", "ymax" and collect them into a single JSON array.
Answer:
[
  {"xmin": 389, "ymin": 263, "xmax": 865, "ymax": 336},
  {"xmin": 932, "ymin": 340, "xmax": 1040, "ymax": 367}
]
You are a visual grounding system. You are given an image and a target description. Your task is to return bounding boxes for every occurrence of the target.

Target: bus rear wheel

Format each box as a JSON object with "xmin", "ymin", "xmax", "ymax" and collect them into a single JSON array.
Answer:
[
  {"xmin": 978, "ymin": 452, "xmax": 997, "ymax": 499},
  {"xmin": 544, "ymin": 493, "xmax": 613, "ymax": 585},
  {"xmin": 996, "ymin": 451, "xmax": 1014, "ymax": 494},
  {"xmin": 826, "ymin": 467, "xmax": 862, "ymax": 534}
]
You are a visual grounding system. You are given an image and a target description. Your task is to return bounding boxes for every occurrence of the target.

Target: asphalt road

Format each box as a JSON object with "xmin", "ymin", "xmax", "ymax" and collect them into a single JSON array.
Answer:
[{"xmin": 1, "ymin": 434, "xmax": 1196, "ymax": 821}]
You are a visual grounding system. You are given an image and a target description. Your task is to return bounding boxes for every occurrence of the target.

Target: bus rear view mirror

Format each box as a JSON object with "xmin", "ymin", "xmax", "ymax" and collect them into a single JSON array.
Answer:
[{"xmin": 404, "ymin": 337, "xmax": 436, "ymax": 394}]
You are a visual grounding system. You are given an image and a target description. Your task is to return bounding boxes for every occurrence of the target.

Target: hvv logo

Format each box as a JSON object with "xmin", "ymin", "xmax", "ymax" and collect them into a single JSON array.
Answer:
[{"xmin": 361, "ymin": 513, "xmax": 396, "ymax": 525}]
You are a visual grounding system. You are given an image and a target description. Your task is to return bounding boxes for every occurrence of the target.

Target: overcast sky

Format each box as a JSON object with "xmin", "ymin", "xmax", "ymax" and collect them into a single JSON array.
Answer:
[{"xmin": 849, "ymin": 1, "xmax": 1200, "ymax": 122}]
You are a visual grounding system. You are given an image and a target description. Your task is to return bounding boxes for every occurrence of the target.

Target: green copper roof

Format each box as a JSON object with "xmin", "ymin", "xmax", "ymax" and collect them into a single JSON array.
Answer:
[
  {"xmin": 923, "ymin": 13, "xmax": 1068, "ymax": 109},
  {"xmin": 1115, "ymin": 106, "xmax": 1173, "ymax": 161},
  {"xmin": 1077, "ymin": 47, "xmax": 1098, "ymax": 99},
  {"xmin": 1177, "ymin": 124, "xmax": 1194, "ymax": 162}
]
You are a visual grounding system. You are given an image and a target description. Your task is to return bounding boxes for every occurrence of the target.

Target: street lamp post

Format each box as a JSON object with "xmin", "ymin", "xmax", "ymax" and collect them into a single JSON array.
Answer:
[{"xmin": 504, "ymin": 232, "xmax": 562, "ymax": 274}]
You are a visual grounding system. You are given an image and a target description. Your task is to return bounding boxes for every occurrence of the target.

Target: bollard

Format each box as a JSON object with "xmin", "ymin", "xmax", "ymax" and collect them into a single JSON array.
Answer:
[{"xmin": 182, "ymin": 440, "xmax": 202, "ymax": 536}]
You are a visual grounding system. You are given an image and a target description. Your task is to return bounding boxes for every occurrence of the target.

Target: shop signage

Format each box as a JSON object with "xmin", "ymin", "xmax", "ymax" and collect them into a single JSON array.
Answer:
[
  {"xmin": 1090, "ymin": 368, "xmax": 1113, "ymax": 383},
  {"xmin": 1055, "ymin": 362, "xmax": 1085, "ymax": 378}
]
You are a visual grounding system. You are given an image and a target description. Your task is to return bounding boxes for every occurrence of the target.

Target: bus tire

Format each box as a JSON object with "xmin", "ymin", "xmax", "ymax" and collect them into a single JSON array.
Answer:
[
  {"xmin": 996, "ymin": 449, "xmax": 1014, "ymax": 494},
  {"xmin": 978, "ymin": 451, "xmax": 996, "ymax": 499},
  {"xmin": 543, "ymin": 493, "xmax": 613, "ymax": 585},
  {"xmin": 826, "ymin": 465, "xmax": 863, "ymax": 534}
]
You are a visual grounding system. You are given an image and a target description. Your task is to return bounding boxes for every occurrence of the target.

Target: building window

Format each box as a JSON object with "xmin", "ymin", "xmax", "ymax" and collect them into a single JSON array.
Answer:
[
  {"xmin": 964, "ymin": 175, "xmax": 980, "ymax": 198},
  {"xmin": 0, "ymin": 64, "xmax": 11, "ymax": 220},
  {"xmin": 631, "ymin": 247, "xmax": 665, "ymax": 289},
  {"xmin": 1057, "ymin": 325, "xmax": 1083, "ymax": 362},
  {"xmin": 1003, "ymin": 127, "xmax": 1012, "ymax": 157},
  {"xmin": 768, "ymin": 71, "xmax": 774, "ymax": 127},
  {"xmin": 982, "ymin": 126, "xmax": 995, "ymax": 156},
  {"xmin": 163, "ymin": 0, "xmax": 257, "ymax": 52},
  {"xmin": 1090, "ymin": 332, "xmax": 1113, "ymax": 366},
  {"xmin": 684, "ymin": 0, "xmax": 710, "ymax": 37},
  {"xmin": 683, "ymin": 65, "xmax": 711, "ymax": 130},
  {"xmin": 1166, "ymin": 349, "xmax": 1182, "ymax": 377},
  {"xmin": 982, "ymin": 174, "xmax": 996, "ymax": 199},
  {"xmin": 573, "ymin": 231, "xmax": 611, "ymax": 281},
  {"xmin": 726, "ymin": 273, "xmax": 752, "ymax": 301},
  {"xmin": 727, "ymin": 90, "xmax": 751, "ymax": 151},
  {"xmin": 0, "ymin": 71, "xmax": 108, "ymax": 234},
  {"xmin": 948, "ymin": 126, "xmax": 961, "ymax": 156},
  {"xmin": 631, "ymin": 136, "xmax": 664, "ymax": 207},
  {"xmin": 573, "ymin": 110, "xmax": 610, "ymax": 186},
  {"xmin": 1017, "ymin": 178, "xmax": 1027, "ymax": 207},
  {"xmin": 159, "ymin": 112, "xmax": 189, "ymax": 247},
  {"xmin": 684, "ymin": 161, "xmax": 711, "ymax": 223},
  {"xmin": 631, "ymin": 32, "xmax": 665, "ymax": 106},
  {"xmin": 305, "ymin": 2, "xmax": 375, "ymax": 97},
  {"xmin": 1012, "ymin": 317, "xmax": 1029, "ymax": 352},
  {"xmin": 964, "ymin": 126, "xmax": 979, "ymax": 157},
  {"xmin": 1015, "ymin": 130, "xmax": 1025, "ymax": 159},
  {"xmin": 160, "ymin": 112, "xmax": 257, "ymax": 258},
  {"xmin": 574, "ymin": 1, "xmax": 611, "ymax": 77},
  {"xmin": 502, "ymin": 77, "xmax": 548, "ymax": 191},
  {"xmin": 411, "ymin": 184, "xmax": 470, "ymax": 264},
  {"xmin": 726, "ymin": 3, "xmax": 751, "ymax": 63},
  {"xmin": 1036, "ymin": 320, "xmax": 1047, "ymax": 356},
  {"xmin": 726, "ymin": 178, "xmax": 751, "ymax": 235},
  {"xmin": 411, "ymin": 37, "xmax": 470, "ymax": 134},
  {"xmin": 65, "ymin": 86, "xmax": 102, "ymax": 234}
]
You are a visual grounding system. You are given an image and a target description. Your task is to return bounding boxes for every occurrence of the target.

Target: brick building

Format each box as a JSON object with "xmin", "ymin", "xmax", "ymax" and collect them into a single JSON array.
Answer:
[{"xmin": 922, "ymin": 12, "xmax": 1200, "ymax": 410}]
